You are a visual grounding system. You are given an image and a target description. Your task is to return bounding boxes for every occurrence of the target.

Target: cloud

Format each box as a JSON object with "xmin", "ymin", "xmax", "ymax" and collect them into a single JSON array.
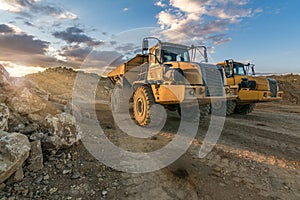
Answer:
[
  {"xmin": 0, "ymin": 0, "xmax": 78, "ymax": 19},
  {"xmin": 59, "ymin": 45, "xmax": 92, "ymax": 63},
  {"xmin": 0, "ymin": 24, "xmax": 67, "ymax": 67},
  {"xmin": 114, "ymin": 43, "xmax": 140, "ymax": 54},
  {"xmin": 0, "ymin": 24, "xmax": 48, "ymax": 54},
  {"xmin": 53, "ymin": 27, "xmax": 103, "ymax": 46},
  {"xmin": 156, "ymin": 0, "xmax": 260, "ymax": 48},
  {"xmin": 155, "ymin": 1, "xmax": 166, "ymax": 8},
  {"xmin": 0, "ymin": 24, "xmax": 15, "ymax": 33},
  {"xmin": 123, "ymin": 7, "xmax": 129, "ymax": 12}
]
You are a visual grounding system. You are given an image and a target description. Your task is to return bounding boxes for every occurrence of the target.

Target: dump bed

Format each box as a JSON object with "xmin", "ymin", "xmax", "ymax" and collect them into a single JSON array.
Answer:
[{"xmin": 107, "ymin": 54, "xmax": 148, "ymax": 84}]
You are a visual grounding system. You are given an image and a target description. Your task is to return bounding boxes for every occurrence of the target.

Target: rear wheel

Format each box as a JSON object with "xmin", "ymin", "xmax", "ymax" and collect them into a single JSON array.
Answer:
[
  {"xmin": 178, "ymin": 104, "xmax": 210, "ymax": 122},
  {"xmin": 133, "ymin": 86, "xmax": 155, "ymax": 126},
  {"xmin": 234, "ymin": 103, "xmax": 256, "ymax": 115},
  {"xmin": 211, "ymin": 100, "xmax": 236, "ymax": 116},
  {"xmin": 199, "ymin": 104, "xmax": 210, "ymax": 121},
  {"xmin": 226, "ymin": 100, "xmax": 236, "ymax": 116}
]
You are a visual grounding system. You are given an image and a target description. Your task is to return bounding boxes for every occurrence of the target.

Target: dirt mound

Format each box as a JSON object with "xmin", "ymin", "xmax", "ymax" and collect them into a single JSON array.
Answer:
[
  {"xmin": 268, "ymin": 74, "xmax": 300, "ymax": 104},
  {"xmin": 24, "ymin": 67, "xmax": 113, "ymax": 103}
]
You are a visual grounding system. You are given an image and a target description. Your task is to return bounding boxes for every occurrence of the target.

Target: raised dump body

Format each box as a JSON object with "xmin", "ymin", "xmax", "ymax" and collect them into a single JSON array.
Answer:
[{"xmin": 108, "ymin": 54, "xmax": 148, "ymax": 85}]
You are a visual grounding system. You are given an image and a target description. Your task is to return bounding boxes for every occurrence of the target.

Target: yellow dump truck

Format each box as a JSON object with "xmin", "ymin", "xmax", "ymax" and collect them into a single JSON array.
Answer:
[
  {"xmin": 216, "ymin": 59, "xmax": 283, "ymax": 115},
  {"xmin": 107, "ymin": 38, "xmax": 237, "ymax": 126}
]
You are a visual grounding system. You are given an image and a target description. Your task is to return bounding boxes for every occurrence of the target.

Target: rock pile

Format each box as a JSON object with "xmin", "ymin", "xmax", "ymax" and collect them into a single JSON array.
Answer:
[{"xmin": 0, "ymin": 66, "xmax": 82, "ymax": 184}]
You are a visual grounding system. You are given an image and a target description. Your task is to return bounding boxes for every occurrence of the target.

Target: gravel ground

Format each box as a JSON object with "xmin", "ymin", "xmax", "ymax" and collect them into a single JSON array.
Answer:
[{"xmin": 1, "ymin": 102, "xmax": 299, "ymax": 200}]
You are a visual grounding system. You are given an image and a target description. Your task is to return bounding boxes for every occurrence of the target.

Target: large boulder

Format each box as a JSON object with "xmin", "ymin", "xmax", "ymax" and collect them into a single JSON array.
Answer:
[
  {"xmin": 9, "ymin": 88, "xmax": 46, "ymax": 115},
  {"xmin": 27, "ymin": 140, "xmax": 43, "ymax": 172},
  {"xmin": 31, "ymin": 113, "xmax": 81, "ymax": 151},
  {"xmin": 0, "ymin": 131, "xmax": 31, "ymax": 184},
  {"xmin": 0, "ymin": 104, "xmax": 9, "ymax": 131}
]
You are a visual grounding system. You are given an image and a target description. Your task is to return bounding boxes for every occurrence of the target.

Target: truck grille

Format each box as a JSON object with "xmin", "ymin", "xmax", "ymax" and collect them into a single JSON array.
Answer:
[
  {"xmin": 267, "ymin": 78, "xmax": 278, "ymax": 97},
  {"xmin": 204, "ymin": 67, "xmax": 224, "ymax": 96}
]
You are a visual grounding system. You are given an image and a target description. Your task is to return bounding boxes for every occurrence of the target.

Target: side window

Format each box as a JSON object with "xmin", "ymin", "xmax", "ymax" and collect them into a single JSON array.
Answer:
[
  {"xmin": 233, "ymin": 64, "xmax": 246, "ymax": 75},
  {"xmin": 224, "ymin": 66, "xmax": 233, "ymax": 77}
]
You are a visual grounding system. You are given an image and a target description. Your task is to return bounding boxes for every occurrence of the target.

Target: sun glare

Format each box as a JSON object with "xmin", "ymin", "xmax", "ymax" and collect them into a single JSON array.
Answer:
[
  {"xmin": 4, "ymin": 63, "xmax": 46, "ymax": 77},
  {"xmin": 0, "ymin": 2, "xmax": 22, "ymax": 12}
]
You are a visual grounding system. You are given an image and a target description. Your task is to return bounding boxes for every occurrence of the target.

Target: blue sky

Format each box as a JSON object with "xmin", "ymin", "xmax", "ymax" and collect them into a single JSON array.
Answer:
[{"xmin": 0, "ymin": 0, "xmax": 299, "ymax": 76}]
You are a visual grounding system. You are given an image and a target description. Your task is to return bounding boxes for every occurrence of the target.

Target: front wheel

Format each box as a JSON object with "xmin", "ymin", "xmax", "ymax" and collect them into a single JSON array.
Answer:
[{"xmin": 133, "ymin": 86, "xmax": 155, "ymax": 126}]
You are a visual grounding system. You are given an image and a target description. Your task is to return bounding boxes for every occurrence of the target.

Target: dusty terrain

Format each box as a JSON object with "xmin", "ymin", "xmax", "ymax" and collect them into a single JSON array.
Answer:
[{"xmin": 0, "ymin": 69, "xmax": 299, "ymax": 199}]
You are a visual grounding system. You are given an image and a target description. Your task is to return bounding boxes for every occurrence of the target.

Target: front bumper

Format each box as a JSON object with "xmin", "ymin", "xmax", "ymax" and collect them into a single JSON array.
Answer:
[
  {"xmin": 151, "ymin": 85, "xmax": 237, "ymax": 105},
  {"xmin": 238, "ymin": 88, "xmax": 283, "ymax": 102}
]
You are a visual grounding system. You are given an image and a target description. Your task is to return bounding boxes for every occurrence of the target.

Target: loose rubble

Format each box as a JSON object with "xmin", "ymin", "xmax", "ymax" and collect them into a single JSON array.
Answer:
[{"xmin": 0, "ymin": 66, "xmax": 83, "ymax": 189}]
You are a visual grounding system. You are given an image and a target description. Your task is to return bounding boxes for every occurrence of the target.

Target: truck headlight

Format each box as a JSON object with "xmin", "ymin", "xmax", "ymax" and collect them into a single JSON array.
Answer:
[{"xmin": 263, "ymin": 92, "xmax": 267, "ymax": 97}]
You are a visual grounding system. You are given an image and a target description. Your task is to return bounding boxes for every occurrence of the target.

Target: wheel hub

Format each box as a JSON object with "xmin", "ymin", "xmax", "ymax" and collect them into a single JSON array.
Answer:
[
  {"xmin": 136, "ymin": 98, "xmax": 144, "ymax": 116},
  {"xmin": 212, "ymin": 101, "xmax": 223, "ymax": 110}
]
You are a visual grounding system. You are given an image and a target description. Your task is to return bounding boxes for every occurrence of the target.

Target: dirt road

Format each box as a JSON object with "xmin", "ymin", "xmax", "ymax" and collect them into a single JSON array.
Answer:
[
  {"xmin": 1, "ymin": 102, "xmax": 299, "ymax": 199},
  {"xmin": 103, "ymin": 102, "xmax": 299, "ymax": 200}
]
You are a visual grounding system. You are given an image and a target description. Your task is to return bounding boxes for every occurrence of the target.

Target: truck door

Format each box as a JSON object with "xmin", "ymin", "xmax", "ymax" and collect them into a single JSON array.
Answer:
[
  {"xmin": 147, "ymin": 47, "xmax": 163, "ymax": 81},
  {"xmin": 224, "ymin": 60, "xmax": 235, "ymax": 86}
]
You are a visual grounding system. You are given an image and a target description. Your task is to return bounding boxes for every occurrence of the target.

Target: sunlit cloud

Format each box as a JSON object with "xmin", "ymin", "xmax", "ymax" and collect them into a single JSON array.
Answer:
[
  {"xmin": 0, "ymin": 1, "xmax": 23, "ymax": 12},
  {"xmin": 155, "ymin": 0, "xmax": 261, "ymax": 48},
  {"xmin": 155, "ymin": 0, "xmax": 166, "ymax": 8},
  {"xmin": 0, "ymin": 23, "xmax": 71, "ymax": 68},
  {"xmin": 0, "ymin": 0, "xmax": 78, "ymax": 20}
]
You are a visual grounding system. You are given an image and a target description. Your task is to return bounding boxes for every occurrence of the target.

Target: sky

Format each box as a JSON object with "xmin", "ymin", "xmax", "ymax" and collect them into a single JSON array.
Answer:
[{"xmin": 0, "ymin": 0, "xmax": 299, "ymax": 76}]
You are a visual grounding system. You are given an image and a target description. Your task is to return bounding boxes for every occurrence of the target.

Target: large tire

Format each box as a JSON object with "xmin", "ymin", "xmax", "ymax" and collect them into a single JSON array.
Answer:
[
  {"xmin": 234, "ymin": 103, "xmax": 256, "ymax": 115},
  {"xmin": 178, "ymin": 104, "xmax": 210, "ymax": 122},
  {"xmin": 111, "ymin": 77, "xmax": 133, "ymax": 113},
  {"xmin": 211, "ymin": 100, "xmax": 236, "ymax": 116},
  {"xmin": 111, "ymin": 86, "xmax": 126, "ymax": 113},
  {"xmin": 199, "ymin": 104, "xmax": 210, "ymax": 121},
  {"xmin": 133, "ymin": 86, "xmax": 155, "ymax": 126},
  {"xmin": 226, "ymin": 100, "xmax": 236, "ymax": 116}
]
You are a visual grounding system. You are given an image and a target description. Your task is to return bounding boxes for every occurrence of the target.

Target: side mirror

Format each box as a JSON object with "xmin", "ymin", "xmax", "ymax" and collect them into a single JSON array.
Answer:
[
  {"xmin": 251, "ymin": 65, "xmax": 256, "ymax": 75},
  {"xmin": 228, "ymin": 59, "xmax": 234, "ymax": 69},
  {"xmin": 142, "ymin": 39, "xmax": 149, "ymax": 54},
  {"xmin": 203, "ymin": 48, "xmax": 208, "ymax": 63}
]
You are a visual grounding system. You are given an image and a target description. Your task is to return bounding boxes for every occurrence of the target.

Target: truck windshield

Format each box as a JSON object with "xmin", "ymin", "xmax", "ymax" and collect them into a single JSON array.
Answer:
[
  {"xmin": 233, "ymin": 63, "xmax": 246, "ymax": 75},
  {"xmin": 245, "ymin": 64, "xmax": 256, "ymax": 76},
  {"xmin": 161, "ymin": 47, "xmax": 190, "ymax": 62}
]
